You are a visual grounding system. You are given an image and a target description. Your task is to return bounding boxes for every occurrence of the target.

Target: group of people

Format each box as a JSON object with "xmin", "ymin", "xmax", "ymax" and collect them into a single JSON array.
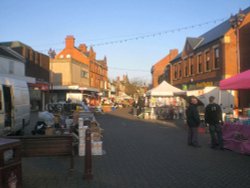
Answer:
[{"xmin": 186, "ymin": 96, "xmax": 224, "ymax": 150}]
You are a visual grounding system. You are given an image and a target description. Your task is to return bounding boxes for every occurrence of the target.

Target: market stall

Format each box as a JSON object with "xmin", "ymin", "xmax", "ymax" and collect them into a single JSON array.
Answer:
[
  {"xmin": 219, "ymin": 70, "xmax": 250, "ymax": 154},
  {"xmin": 145, "ymin": 81, "xmax": 186, "ymax": 120}
]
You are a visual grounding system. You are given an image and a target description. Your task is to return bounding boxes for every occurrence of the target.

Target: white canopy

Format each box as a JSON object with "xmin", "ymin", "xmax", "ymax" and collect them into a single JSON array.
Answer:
[{"xmin": 146, "ymin": 81, "xmax": 186, "ymax": 96}]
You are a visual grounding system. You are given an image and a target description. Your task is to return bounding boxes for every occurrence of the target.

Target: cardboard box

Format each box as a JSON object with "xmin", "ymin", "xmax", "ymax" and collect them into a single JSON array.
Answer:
[{"xmin": 91, "ymin": 141, "xmax": 103, "ymax": 155}]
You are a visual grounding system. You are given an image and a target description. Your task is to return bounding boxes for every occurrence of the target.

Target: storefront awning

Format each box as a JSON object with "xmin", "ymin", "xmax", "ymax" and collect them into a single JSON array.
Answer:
[{"xmin": 28, "ymin": 82, "xmax": 49, "ymax": 91}]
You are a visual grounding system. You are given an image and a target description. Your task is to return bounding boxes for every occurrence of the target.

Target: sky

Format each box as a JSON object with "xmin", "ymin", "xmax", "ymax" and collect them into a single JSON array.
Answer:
[{"xmin": 0, "ymin": 0, "xmax": 249, "ymax": 83}]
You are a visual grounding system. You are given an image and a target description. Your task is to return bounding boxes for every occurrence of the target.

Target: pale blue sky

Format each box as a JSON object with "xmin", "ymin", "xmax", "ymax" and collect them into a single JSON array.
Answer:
[{"xmin": 0, "ymin": 0, "xmax": 249, "ymax": 82}]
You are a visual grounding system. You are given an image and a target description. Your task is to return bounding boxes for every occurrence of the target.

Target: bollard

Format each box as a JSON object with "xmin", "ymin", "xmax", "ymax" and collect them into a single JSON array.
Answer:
[{"xmin": 83, "ymin": 128, "xmax": 93, "ymax": 180}]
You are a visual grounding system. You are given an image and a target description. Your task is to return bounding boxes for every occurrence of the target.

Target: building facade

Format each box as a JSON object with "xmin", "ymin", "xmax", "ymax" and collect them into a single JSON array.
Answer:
[
  {"xmin": 78, "ymin": 44, "xmax": 108, "ymax": 96},
  {"xmin": 165, "ymin": 7, "xmax": 250, "ymax": 109},
  {"xmin": 151, "ymin": 49, "xmax": 178, "ymax": 88},
  {"xmin": 50, "ymin": 35, "xmax": 108, "ymax": 102},
  {"xmin": 0, "ymin": 41, "xmax": 50, "ymax": 110}
]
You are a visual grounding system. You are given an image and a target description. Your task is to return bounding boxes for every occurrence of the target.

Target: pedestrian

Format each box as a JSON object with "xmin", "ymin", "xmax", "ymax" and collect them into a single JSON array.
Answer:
[
  {"xmin": 186, "ymin": 96, "xmax": 201, "ymax": 147},
  {"xmin": 205, "ymin": 96, "xmax": 224, "ymax": 150}
]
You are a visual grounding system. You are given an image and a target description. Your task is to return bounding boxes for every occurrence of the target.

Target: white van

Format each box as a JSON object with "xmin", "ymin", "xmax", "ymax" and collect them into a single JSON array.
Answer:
[{"xmin": 0, "ymin": 76, "xmax": 30, "ymax": 135}]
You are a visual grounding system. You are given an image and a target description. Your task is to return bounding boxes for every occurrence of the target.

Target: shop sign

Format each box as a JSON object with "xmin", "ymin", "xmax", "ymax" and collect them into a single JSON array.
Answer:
[{"xmin": 188, "ymin": 81, "xmax": 214, "ymax": 90}]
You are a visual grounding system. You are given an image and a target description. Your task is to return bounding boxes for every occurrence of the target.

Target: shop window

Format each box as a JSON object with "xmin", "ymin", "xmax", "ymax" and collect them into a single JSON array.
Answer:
[{"xmin": 214, "ymin": 48, "xmax": 220, "ymax": 69}]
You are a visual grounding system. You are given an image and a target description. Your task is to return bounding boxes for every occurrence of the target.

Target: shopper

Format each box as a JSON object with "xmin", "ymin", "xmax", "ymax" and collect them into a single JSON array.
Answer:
[
  {"xmin": 186, "ymin": 96, "xmax": 201, "ymax": 147},
  {"xmin": 205, "ymin": 96, "xmax": 224, "ymax": 149}
]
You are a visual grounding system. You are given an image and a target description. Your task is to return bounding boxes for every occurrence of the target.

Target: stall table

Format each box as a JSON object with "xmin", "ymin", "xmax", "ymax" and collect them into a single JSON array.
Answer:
[{"xmin": 222, "ymin": 123, "xmax": 250, "ymax": 155}]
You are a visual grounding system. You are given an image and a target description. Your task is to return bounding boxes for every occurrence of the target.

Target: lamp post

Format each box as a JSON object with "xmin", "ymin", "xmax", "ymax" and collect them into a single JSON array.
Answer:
[{"xmin": 229, "ymin": 9, "xmax": 245, "ymax": 73}]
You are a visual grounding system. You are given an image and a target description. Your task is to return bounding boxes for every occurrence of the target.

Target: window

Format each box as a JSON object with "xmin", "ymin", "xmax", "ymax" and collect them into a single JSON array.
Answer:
[
  {"xmin": 174, "ymin": 65, "xmax": 178, "ymax": 79},
  {"xmin": 184, "ymin": 59, "xmax": 188, "ymax": 77},
  {"xmin": 178, "ymin": 64, "xmax": 182, "ymax": 78},
  {"xmin": 190, "ymin": 57, "xmax": 194, "ymax": 75},
  {"xmin": 81, "ymin": 70, "xmax": 88, "ymax": 78},
  {"xmin": 205, "ymin": 51, "xmax": 210, "ymax": 71},
  {"xmin": 9, "ymin": 61, "xmax": 14, "ymax": 74},
  {"xmin": 197, "ymin": 54, "xmax": 203, "ymax": 73},
  {"xmin": 0, "ymin": 90, "xmax": 2, "ymax": 111},
  {"xmin": 214, "ymin": 48, "xmax": 220, "ymax": 69}
]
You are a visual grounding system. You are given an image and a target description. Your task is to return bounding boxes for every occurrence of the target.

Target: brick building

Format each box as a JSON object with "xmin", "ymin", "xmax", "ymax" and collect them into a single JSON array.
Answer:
[
  {"xmin": 0, "ymin": 41, "xmax": 50, "ymax": 110},
  {"xmin": 151, "ymin": 49, "xmax": 178, "ymax": 88},
  {"xmin": 165, "ymin": 7, "xmax": 250, "ymax": 108},
  {"xmin": 78, "ymin": 44, "xmax": 108, "ymax": 96},
  {"xmin": 50, "ymin": 36, "xmax": 108, "ymax": 102}
]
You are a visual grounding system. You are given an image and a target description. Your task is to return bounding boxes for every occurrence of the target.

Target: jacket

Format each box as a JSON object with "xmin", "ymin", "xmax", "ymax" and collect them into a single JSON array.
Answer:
[
  {"xmin": 186, "ymin": 104, "xmax": 200, "ymax": 127},
  {"xmin": 205, "ymin": 103, "xmax": 222, "ymax": 125}
]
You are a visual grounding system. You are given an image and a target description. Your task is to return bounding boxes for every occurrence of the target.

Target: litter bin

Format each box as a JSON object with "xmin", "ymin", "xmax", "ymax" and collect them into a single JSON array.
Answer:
[{"xmin": 0, "ymin": 138, "xmax": 22, "ymax": 188}]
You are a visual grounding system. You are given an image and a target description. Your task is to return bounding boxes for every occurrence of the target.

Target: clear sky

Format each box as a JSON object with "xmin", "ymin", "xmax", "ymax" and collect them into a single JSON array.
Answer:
[{"xmin": 0, "ymin": 0, "xmax": 249, "ymax": 83}]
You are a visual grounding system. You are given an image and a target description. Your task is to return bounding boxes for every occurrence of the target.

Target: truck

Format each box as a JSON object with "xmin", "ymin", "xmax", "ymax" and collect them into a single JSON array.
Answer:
[{"xmin": 0, "ymin": 76, "xmax": 30, "ymax": 135}]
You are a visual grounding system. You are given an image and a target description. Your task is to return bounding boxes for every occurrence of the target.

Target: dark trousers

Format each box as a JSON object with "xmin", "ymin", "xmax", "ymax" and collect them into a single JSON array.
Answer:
[
  {"xmin": 188, "ymin": 127, "xmax": 199, "ymax": 145},
  {"xmin": 209, "ymin": 124, "xmax": 223, "ymax": 148}
]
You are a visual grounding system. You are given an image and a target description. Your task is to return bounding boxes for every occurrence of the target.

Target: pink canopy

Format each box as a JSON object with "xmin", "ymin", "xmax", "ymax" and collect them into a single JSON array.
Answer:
[{"xmin": 220, "ymin": 69, "xmax": 250, "ymax": 90}]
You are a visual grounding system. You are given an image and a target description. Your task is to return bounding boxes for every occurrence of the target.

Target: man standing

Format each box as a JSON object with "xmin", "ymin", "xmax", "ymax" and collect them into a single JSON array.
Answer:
[
  {"xmin": 205, "ymin": 96, "xmax": 224, "ymax": 149},
  {"xmin": 186, "ymin": 96, "xmax": 201, "ymax": 147}
]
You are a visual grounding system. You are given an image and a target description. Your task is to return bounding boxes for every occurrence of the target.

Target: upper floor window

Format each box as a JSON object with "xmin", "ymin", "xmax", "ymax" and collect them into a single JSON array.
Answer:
[
  {"xmin": 81, "ymin": 70, "xmax": 88, "ymax": 78},
  {"xmin": 205, "ymin": 51, "xmax": 210, "ymax": 72},
  {"xmin": 197, "ymin": 54, "xmax": 203, "ymax": 73},
  {"xmin": 214, "ymin": 47, "xmax": 220, "ymax": 69},
  {"xmin": 0, "ymin": 90, "xmax": 2, "ymax": 111},
  {"xmin": 9, "ymin": 61, "xmax": 14, "ymax": 74},
  {"xmin": 190, "ymin": 56, "xmax": 194, "ymax": 75},
  {"xmin": 174, "ymin": 65, "xmax": 178, "ymax": 79},
  {"xmin": 184, "ymin": 59, "xmax": 188, "ymax": 77},
  {"xmin": 178, "ymin": 64, "xmax": 182, "ymax": 78}
]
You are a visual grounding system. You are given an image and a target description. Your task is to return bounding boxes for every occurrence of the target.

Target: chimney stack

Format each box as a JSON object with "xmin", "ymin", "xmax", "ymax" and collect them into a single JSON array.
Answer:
[{"xmin": 65, "ymin": 35, "xmax": 75, "ymax": 49}]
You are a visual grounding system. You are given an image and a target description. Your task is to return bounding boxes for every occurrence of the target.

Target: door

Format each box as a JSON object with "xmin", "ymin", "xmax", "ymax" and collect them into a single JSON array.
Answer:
[{"xmin": 3, "ymin": 85, "xmax": 13, "ymax": 127}]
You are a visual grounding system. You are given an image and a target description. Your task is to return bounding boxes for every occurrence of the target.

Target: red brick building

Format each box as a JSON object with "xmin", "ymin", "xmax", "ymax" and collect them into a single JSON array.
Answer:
[
  {"xmin": 166, "ymin": 7, "xmax": 250, "ymax": 108},
  {"xmin": 151, "ymin": 49, "xmax": 178, "ymax": 88}
]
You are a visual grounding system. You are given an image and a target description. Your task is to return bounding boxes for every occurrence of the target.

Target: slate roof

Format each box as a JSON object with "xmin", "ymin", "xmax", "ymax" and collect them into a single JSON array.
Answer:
[
  {"xmin": 170, "ymin": 6, "xmax": 250, "ymax": 64},
  {"xmin": 186, "ymin": 37, "xmax": 204, "ymax": 50}
]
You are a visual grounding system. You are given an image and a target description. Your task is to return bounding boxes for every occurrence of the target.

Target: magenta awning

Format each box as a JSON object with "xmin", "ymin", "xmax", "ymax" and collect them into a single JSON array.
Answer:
[{"xmin": 219, "ymin": 70, "xmax": 250, "ymax": 90}]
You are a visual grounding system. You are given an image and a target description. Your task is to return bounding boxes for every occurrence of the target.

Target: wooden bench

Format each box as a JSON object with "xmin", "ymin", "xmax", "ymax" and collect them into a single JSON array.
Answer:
[{"xmin": 7, "ymin": 135, "xmax": 74, "ymax": 171}]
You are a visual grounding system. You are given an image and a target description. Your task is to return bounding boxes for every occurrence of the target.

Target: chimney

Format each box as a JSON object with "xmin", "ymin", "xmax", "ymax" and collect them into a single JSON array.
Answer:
[
  {"xmin": 65, "ymin": 35, "xmax": 75, "ymax": 49},
  {"xmin": 79, "ymin": 43, "xmax": 87, "ymax": 53},
  {"xmin": 169, "ymin": 49, "xmax": 178, "ymax": 61}
]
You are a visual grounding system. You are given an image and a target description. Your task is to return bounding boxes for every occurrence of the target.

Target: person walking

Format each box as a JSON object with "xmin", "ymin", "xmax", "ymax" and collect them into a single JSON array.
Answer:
[
  {"xmin": 186, "ymin": 96, "xmax": 201, "ymax": 147},
  {"xmin": 205, "ymin": 96, "xmax": 224, "ymax": 149}
]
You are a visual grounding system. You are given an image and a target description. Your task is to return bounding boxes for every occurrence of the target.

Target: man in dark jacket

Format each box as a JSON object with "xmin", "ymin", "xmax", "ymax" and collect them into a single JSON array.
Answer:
[
  {"xmin": 186, "ymin": 96, "xmax": 201, "ymax": 147},
  {"xmin": 205, "ymin": 96, "xmax": 223, "ymax": 149}
]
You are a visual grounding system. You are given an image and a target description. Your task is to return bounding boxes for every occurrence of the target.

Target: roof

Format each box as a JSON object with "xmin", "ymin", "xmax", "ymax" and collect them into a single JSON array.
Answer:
[
  {"xmin": 0, "ymin": 46, "xmax": 25, "ymax": 62},
  {"xmin": 199, "ymin": 6, "xmax": 250, "ymax": 48},
  {"xmin": 146, "ymin": 81, "xmax": 185, "ymax": 96},
  {"xmin": 0, "ymin": 41, "xmax": 33, "ymax": 49},
  {"xmin": 186, "ymin": 37, "xmax": 204, "ymax": 50},
  {"xmin": 170, "ymin": 6, "xmax": 250, "ymax": 64}
]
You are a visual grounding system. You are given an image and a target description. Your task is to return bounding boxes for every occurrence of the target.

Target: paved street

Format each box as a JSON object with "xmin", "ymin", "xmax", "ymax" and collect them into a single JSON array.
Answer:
[{"xmin": 22, "ymin": 108, "xmax": 250, "ymax": 188}]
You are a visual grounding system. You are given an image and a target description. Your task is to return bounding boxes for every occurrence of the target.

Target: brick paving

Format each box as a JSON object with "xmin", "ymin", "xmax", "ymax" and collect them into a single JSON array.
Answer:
[{"xmin": 22, "ymin": 108, "xmax": 250, "ymax": 188}]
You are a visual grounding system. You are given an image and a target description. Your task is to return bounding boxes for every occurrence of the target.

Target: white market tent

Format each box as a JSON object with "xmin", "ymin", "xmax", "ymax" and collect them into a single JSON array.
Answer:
[{"xmin": 146, "ymin": 81, "xmax": 186, "ymax": 97}]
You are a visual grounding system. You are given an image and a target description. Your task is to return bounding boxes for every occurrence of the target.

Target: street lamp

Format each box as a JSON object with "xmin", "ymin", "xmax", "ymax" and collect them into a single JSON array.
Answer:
[{"xmin": 229, "ymin": 9, "xmax": 245, "ymax": 73}]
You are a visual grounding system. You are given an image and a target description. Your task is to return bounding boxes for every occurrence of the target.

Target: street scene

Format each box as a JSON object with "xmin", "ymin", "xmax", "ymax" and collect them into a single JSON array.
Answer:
[
  {"xmin": 1, "ymin": 1, "xmax": 250, "ymax": 188},
  {"xmin": 22, "ymin": 108, "xmax": 250, "ymax": 188}
]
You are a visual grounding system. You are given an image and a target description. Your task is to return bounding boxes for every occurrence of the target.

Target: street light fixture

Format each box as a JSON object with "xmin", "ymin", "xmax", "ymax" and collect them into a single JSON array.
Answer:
[{"xmin": 229, "ymin": 9, "xmax": 245, "ymax": 73}]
